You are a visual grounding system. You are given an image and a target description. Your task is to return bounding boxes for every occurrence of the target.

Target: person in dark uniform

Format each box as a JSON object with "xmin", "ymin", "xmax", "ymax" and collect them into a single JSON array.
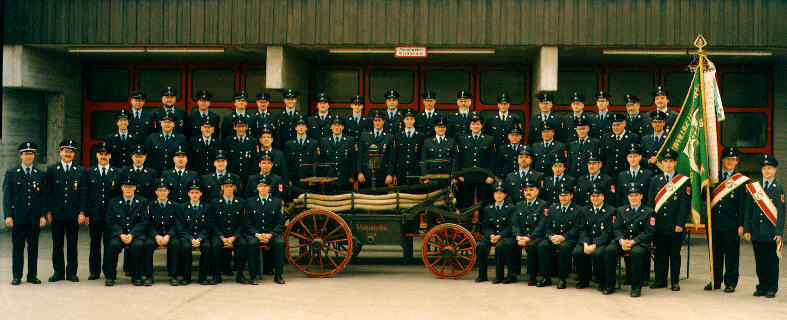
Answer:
[
  {"xmin": 245, "ymin": 176, "xmax": 287, "ymax": 285},
  {"xmin": 143, "ymin": 179, "xmax": 181, "ymax": 286},
  {"xmin": 537, "ymin": 184, "xmax": 583, "ymax": 288},
  {"xmin": 307, "ymin": 92, "xmax": 338, "ymax": 141},
  {"xmin": 160, "ymin": 146, "xmax": 198, "ymax": 204},
  {"xmin": 647, "ymin": 148, "xmax": 689, "ymax": 291},
  {"xmin": 46, "ymin": 139, "xmax": 87, "ymax": 283},
  {"xmin": 103, "ymin": 177, "xmax": 149, "ymax": 286},
  {"xmin": 494, "ymin": 127, "xmax": 525, "ymax": 179},
  {"xmin": 641, "ymin": 110, "xmax": 669, "ymax": 173},
  {"xmin": 743, "ymin": 154, "xmax": 785, "ymax": 298},
  {"xmin": 145, "ymin": 112, "xmax": 188, "ymax": 173},
  {"xmin": 420, "ymin": 117, "xmax": 455, "ymax": 179},
  {"xmin": 529, "ymin": 93, "xmax": 564, "ymax": 144},
  {"xmin": 277, "ymin": 89, "xmax": 302, "ymax": 146},
  {"xmin": 566, "ymin": 117, "xmax": 600, "ymax": 179},
  {"xmin": 575, "ymin": 153, "xmax": 615, "ymax": 207},
  {"xmin": 512, "ymin": 178, "xmax": 548, "ymax": 285},
  {"xmin": 572, "ymin": 185, "xmax": 615, "ymax": 290},
  {"xmin": 106, "ymin": 109, "xmax": 138, "ymax": 169},
  {"xmin": 283, "ymin": 116, "xmax": 319, "ymax": 194},
  {"xmin": 176, "ymin": 182, "xmax": 214, "ymax": 285},
  {"xmin": 185, "ymin": 90, "xmax": 220, "ymax": 139},
  {"xmin": 200, "ymin": 150, "xmax": 242, "ymax": 202},
  {"xmin": 562, "ymin": 92, "xmax": 593, "ymax": 142},
  {"xmin": 504, "ymin": 146, "xmax": 543, "ymax": 205},
  {"xmin": 705, "ymin": 146, "xmax": 747, "ymax": 292},
  {"xmin": 652, "ymin": 86, "xmax": 678, "ymax": 131},
  {"xmin": 188, "ymin": 116, "xmax": 222, "ymax": 175},
  {"xmin": 540, "ymin": 154, "xmax": 576, "ymax": 205},
  {"xmin": 391, "ymin": 108, "xmax": 425, "ymax": 186},
  {"xmin": 85, "ymin": 142, "xmax": 121, "ymax": 280},
  {"xmin": 357, "ymin": 110, "xmax": 394, "ymax": 190},
  {"xmin": 122, "ymin": 145, "xmax": 158, "ymax": 200},
  {"xmin": 221, "ymin": 90, "xmax": 254, "ymax": 139},
  {"xmin": 447, "ymin": 90, "xmax": 473, "ymax": 139},
  {"xmin": 250, "ymin": 92, "xmax": 280, "ymax": 148},
  {"xmin": 210, "ymin": 176, "xmax": 250, "ymax": 284},
  {"xmin": 623, "ymin": 94, "xmax": 650, "ymax": 143},
  {"xmin": 246, "ymin": 152, "xmax": 285, "ymax": 200},
  {"xmin": 318, "ymin": 117, "xmax": 357, "ymax": 191},
  {"xmin": 127, "ymin": 90, "xmax": 155, "ymax": 144},
  {"xmin": 531, "ymin": 122, "xmax": 566, "ymax": 175},
  {"xmin": 344, "ymin": 95, "xmax": 371, "ymax": 141},
  {"xmin": 416, "ymin": 91, "xmax": 441, "ymax": 138},
  {"xmin": 382, "ymin": 90, "xmax": 405, "ymax": 134},
  {"xmin": 589, "ymin": 91, "xmax": 613, "ymax": 139},
  {"xmin": 4, "ymin": 142, "xmax": 48, "ymax": 285},
  {"xmin": 599, "ymin": 113, "xmax": 639, "ymax": 178},
  {"xmin": 483, "ymin": 93, "xmax": 522, "ymax": 149},
  {"xmin": 603, "ymin": 182, "xmax": 655, "ymax": 296},
  {"xmin": 151, "ymin": 86, "xmax": 187, "ymax": 134},
  {"xmin": 454, "ymin": 113, "xmax": 496, "ymax": 209},
  {"xmin": 475, "ymin": 182, "xmax": 517, "ymax": 284},
  {"xmin": 223, "ymin": 117, "xmax": 258, "ymax": 186},
  {"xmin": 255, "ymin": 125, "xmax": 288, "ymax": 184},
  {"xmin": 616, "ymin": 144, "xmax": 653, "ymax": 207}
]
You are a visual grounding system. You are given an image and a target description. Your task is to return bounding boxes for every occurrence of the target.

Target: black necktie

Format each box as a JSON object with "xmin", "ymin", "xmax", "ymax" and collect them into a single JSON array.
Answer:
[
  {"xmin": 100, "ymin": 168, "xmax": 105, "ymax": 177},
  {"xmin": 26, "ymin": 168, "xmax": 31, "ymax": 176},
  {"xmin": 763, "ymin": 181, "xmax": 769, "ymax": 189},
  {"xmin": 126, "ymin": 200, "xmax": 132, "ymax": 206},
  {"xmin": 335, "ymin": 137, "xmax": 340, "ymax": 145},
  {"xmin": 299, "ymin": 138, "xmax": 304, "ymax": 147},
  {"xmin": 178, "ymin": 170, "xmax": 183, "ymax": 177},
  {"xmin": 520, "ymin": 172, "xmax": 525, "ymax": 180}
]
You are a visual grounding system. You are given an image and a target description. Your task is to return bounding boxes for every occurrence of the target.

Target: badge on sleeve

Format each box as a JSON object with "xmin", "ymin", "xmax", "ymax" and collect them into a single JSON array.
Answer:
[
  {"xmin": 650, "ymin": 217, "xmax": 656, "ymax": 226},
  {"xmin": 544, "ymin": 208, "xmax": 549, "ymax": 216}
]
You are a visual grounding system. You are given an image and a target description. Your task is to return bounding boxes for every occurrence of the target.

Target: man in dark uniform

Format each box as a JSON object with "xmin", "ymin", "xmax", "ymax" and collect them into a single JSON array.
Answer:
[
  {"xmin": 494, "ymin": 128, "xmax": 525, "ymax": 179},
  {"xmin": 603, "ymin": 182, "xmax": 655, "ymax": 296},
  {"xmin": 319, "ymin": 117, "xmax": 357, "ymax": 191},
  {"xmin": 575, "ymin": 153, "xmax": 615, "ymax": 207},
  {"xmin": 277, "ymin": 89, "xmax": 302, "ymax": 146},
  {"xmin": 641, "ymin": 110, "xmax": 668, "ymax": 173},
  {"xmin": 145, "ymin": 112, "xmax": 188, "ymax": 173},
  {"xmin": 127, "ymin": 90, "xmax": 155, "ymax": 144},
  {"xmin": 46, "ymin": 139, "xmax": 87, "ymax": 283},
  {"xmin": 308, "ymin": 92, "xmax": 338, "ymax": 141},
  {"xmin": 250, "ymin": 92, "xmax": 280, "ymax": 148},
  {"xmin": 572, "ymin": 185, "xmax": 615, "ymax": 290},
  {"xmin": 483, "ymin": 93, "xmax": 523, "ymax": 149},
  {"xmin": 420, "ymin": 117, "xmax": 455, "ymax": 179},
  {"xmin": 504, "ymin": 146, "xmax": 543, "ymax": 205},
  {"xmin": 623, "ymin": 93, "xmax": 650, "ymax": 143},
  {"xmin": 123, "ymin": 145, "xmax": 158, "ymax": 199},
  {"xmin": 85, "ymin": 142, "xmax": 121, "ymax": 280},
  {"xmin": 185, "ymin": 90, "xmax": 220, "ymax": 139},
  {"xmin": 537, "ymin": 184, "xmax": 583, "ymax": 288},
  {"xmin": 589, "ymin": 91, "xmax": 613, "ymax": 139},
  {"xmin": 529, "ymin": 93, "xmax": 564, "ymax": 144},
  {"xmin": 616, "ymin": 144, "xmax": 653, "ymax": 206},
  {"xmin": 221, "ymin": 90, "xmax": 254, "ymax": 139},
  {"xmin": 652, "ymin": 86, "xmax": 678, "ymax": 131},
  {"xmin": 647, "ymin": 148, "xmax": 689, "ymax": 291},
  {"xmin": 223, "ymin": 117, "xmax": 258, "ymax": 185},
  {"xmin": 344, "ymin": 95, "xmax": 371, "ymax": 140},
  {"xmin": 531, "ymin": 122, "xmax": 566, "ymax": 175},
  {"xmin": 475, "ymin": 182, "xmax": 517, "ymax": 284},
  {"xmin": 210, "ymin": 176, "xmax": 249, "ymax": 283},
  {"xmin": 357, "ymin": 110, "xmax": 394, "ymax": 190},
  {"xmin": 160, "ymin": 146, "xmax": 198, "ymax": 204},
  {"xmin": 566, "ymin": 117, "xmax": 600, "ymax": 179},
  {"xmin": 256, "ymin": 125, "xmax": 288, "ymax": 183},
  {"xmin": 599, "ymin": 113, "xmax": 639, "ymax": 178},
  {"xmin": 512, "ymin": 178, "xmax": 548, "ymax": 285},
  {"xmin": 391, "ymin": 108, "xmax": 425, "ymax": 186},
  {"xmin": 447, "ymin": 90, "xmax": 473, "ymax": 139},
  {"xmin": 176, "ymin": 182, "xmax": 214, "ymax": 285},
  {"xmin": 144, "ymin": 179, "xmax": 181, "ymax": 286},
  {"xmin": 382, "ymin": 90, "xmax": 405, "ymax": 134},
  {"xmin": 245, "ymin": 176, "xmax": 287, "ymax": 285},
  {"xmin": 103, "ymin": 177, "xmax": 149, "ymax": 286},
  {"xmin": 246, "ymin": 152, "xmax": 286, "ymax": 200},
  {"xmin": 188, "ymin": 116, "xmax": 222, "ymax": 175},
  {"xmin": 562, "ymin": 92, "xmax": 593, "ymax": 142},
  {"xmin": 416, "ymin": 91, "xmax": 441, "ymax": 138},
  {"xmin": 743, "ymin": 154, "xmax": 785, "ymax": 298},
  {"xmin": 106, "ymin": 109, "xmax": 138, "ymax": 169},
  {"xmin": 199, "ymin": 150, "xmax": 242, "ymax": 202},
  {"xmin": 4, "ymin": 142, "xmax": 47, "ymax": 285},
  {"xmin": 541, "ymin": 154, "xmax": 576, "ymax": 205},
  {"xmin": 454, "ymin": 113, "xmax": 496, "ymax": 209},
  {"xmin": 705, "ymin": 147, "xmax": 748, "ymax": 292},
  {"xmin": 283, "ymin": 116, "xmax": 319, "ymax": 194},
  {"xmin": 151, "ymin": 86, "xmax": 187, "ymax": 134}
]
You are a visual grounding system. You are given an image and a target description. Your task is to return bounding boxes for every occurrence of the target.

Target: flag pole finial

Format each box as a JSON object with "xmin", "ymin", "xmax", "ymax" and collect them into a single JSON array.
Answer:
[{"xmin": 694, "ymin": 34, "xmax": 708, "ymax": 53}]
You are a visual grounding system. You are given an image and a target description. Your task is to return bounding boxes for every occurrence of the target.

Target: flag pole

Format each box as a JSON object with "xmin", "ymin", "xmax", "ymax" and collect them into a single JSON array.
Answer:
[{"xmin": 695, "ymin": 34, "xmax": 716, "ymax": 290}]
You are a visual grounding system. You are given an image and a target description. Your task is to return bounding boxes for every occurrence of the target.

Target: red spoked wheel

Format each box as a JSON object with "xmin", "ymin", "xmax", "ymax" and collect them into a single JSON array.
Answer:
[
  {"xmin": 284, "ymin": 209, "xmax": 353, "ymax": 277},
  {"xmin": 421, "ymin": 223, "xmax": 476, "ymax": 279}
]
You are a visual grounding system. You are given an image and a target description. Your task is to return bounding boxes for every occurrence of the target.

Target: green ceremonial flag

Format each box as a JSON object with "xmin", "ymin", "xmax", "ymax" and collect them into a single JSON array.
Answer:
[{"xmin": 657, "ymin": 67, "xmax": 709, "ymax": 225}]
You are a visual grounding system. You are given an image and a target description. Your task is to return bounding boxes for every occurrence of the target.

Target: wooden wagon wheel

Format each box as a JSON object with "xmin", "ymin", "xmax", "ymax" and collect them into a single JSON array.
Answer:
[
  {"xmin": 284, "ymin": 209, "xmax": 353, "ymax": 277},
  {"xmin": 421, "ymin": 223, "xmax": 476, "ymax": 279}
]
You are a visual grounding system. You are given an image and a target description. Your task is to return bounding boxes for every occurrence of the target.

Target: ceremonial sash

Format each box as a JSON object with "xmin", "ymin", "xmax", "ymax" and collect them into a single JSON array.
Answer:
[
  {"xmin": 745, "ymin": 182, "xmax": 779, "ymax": 228},
  {"xmin": 710, "ymin": 173, "xmax": 750, "ymax": 207},
  {"xmin": 654, "ymin": 174, "xmax": 689, "ymax": 212}
]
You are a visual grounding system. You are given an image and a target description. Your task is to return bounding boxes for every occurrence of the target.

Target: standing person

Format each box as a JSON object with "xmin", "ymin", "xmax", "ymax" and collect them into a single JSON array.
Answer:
[
  {"xmin": 528, "ymin": 93, "xmax": 564, "ymax": 144},
  {"xmin": 494, "ymin": 127, "xmax": 526, "ymax": 179},
  {"xmin": 705, "ymin": 147, "xmax": 748, "ymax": 292},
  {"xmin": 245, "ymin": 152, "xmax": 286, "ymax": 200},
  {"xmin": 176, "ymin": 182, "xmax": 214, "ymax": 285},
  {"xmin": 46, "ymin": 139, "xmax": 87, "ymax": 282},
  {"xmin": 127, "ymin": 90, "xmax": 155, "ymax": 144},
  {"xmin": 245, "ymin": 176, "xmax": 287, "ymax": 284},
  {"xmin": 483, "ymin": 93, "xmax": 522, "ymax": 149},
  {"xmin": 574, "ymin": 153, "xmax": 615, "ymax": 207},
  {"xmin": 307, "ymin": 93, "xmax": 338, "ymax": 141},
  {"xmin": 185, "ymin": 90, "xmax": 220, "ymax": 139},
  {"xmin": 623, "ymin": 94, "xmax": 650, "ymax": 143},
  {"xmin": 504, "ymin": 147, "xmax": 543, "ymax": 205},
  {"xmin": 616, "ymin": 144, "xmax": 653, "ymax": 207},
  {"xmin": 277, "ymin": 89, "xmax": 302, "ymax": 146},
  {"xmin": 221, "ymin": 90, "xmax": 253, "ymax": 139},
  {"xmin": 512, "ymin": 178, "xmax": 548, "ymax": 285},
  {"xmin": 416, "ymin": 91, "xmax": 441, "ymax": 138},
  {"xmin": 562, "ymin": 92, "xmax": 592, "ymax": 142},
  {"xmin": 223, "ymin": 117, "xmax": 258, "ymax": 186},
  {"xmin": 122, "ymin": 145, "xmax": 158, "ymax": 200},
  {"xmin": 151, "ymin": 86, "xmax": 187, "ymax": 134},
  {"xmin": 283, "ymin": 116, "xmax": 319, "ymax": 194},
  {"xmin": 572, "ymin": 185, "xmax": 615, "ymax": 290},
  {"xmin": 318, "ymin": 117, "xmax": 357, "ymax": 191},
  {"xmin": 648, "ymin": 148, "xmax": 689, "ymax": 291},
  {"xmin": 188, "ymin": 116, "xmax": 222, "ymax": 175},
  {"xmin": 382, "ymin": 90, "xmax": 405, "ymax": 134},
  {"xmin": 357, "ymin": 110, "xmax": 394, "ymax": 190},
  {"xmin": 209, "ymin": 176, "xmax": 250, "ymax": 284},
  {"xmin": 447, "ymin": 90, "xmax": 473, "ymax": 139},
  {"xmin": 4, "ymin": 142, "xmax": 47, "ymax": 285},
  {"xmin": 475, "ymin": 182, "xmax": 517, "ymax": 284},
  {"xmin": 199, "ymin": 150, "xmax": 242, "ymax": 202},
  {"xmin": 85, "ymin": 142, "xmax": 121, "ymax": 280},
  {"xmin": 144, "ymin": 179, "xmax": 181, "ymax": 286},
  {"xmin": 743, "ymin": 154, "xmax": 785, "ymax": 298},
  {"xmin": 589, "ymin": 91, "xmax": 612, "ymax": 139},
  {"xmin": 454, "ymin": 113, "xmax": 496, "ymax": 209},
  {"xmin": 250, "ymin": 92, "xmax": 279, "ymax": 146},
  {"xmin": 160, "ymin": 146, "xmax": 198, "ymax": 204},
  {"xmin": 537, "ymin": 185, "xmax": 583, "ymax": 289},
  {"xmin": 599, "ymin": 113, "xmax": 639, "ymax": 178},
  {"xmin": 145, "ymin": 112, "xmax": 188, "ymax": 173},
  {"xmin": 103, "ymin": 177, "xmax": 149, "ymax": 286},
  {"xmin": 420, "ymin": 117, "xmax": 455, "ymax": 178},
  {"xmin": 531, "ymin": 122, "xmax": 566, "ymax": 175},
  {"xmin": 540, "ymin": 154, "xmax": 576, "ymax": 205},
  {"xmin": 566, "ymin": 117, "xmax": 600, "ymax": 179},
  {"xmin": 641, "ymin": 110, "xmax": 669, "ymax": 174},
  {"xmin": 255, "ymin": 125, "xmax": 288, "ymax": 184},
  {"xmin": 652, "ymin": 86, "xmax": 678, "ymax": 131},
  {"xmin": 391, "ymin": 108, "xmax": 426, "ymax": 186},
  {"xmin": 105, "ymin": 109, "xmax": 138, "ymax": 169},
  {"xmin": 344, "ymin": 95, "xmax": 371, "ymax": 140}
]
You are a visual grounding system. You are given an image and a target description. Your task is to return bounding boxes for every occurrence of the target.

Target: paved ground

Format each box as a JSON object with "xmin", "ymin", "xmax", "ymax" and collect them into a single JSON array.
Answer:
[{"xmin": 0, "ymin": 228, "xmax": 784, "ymax": 320}]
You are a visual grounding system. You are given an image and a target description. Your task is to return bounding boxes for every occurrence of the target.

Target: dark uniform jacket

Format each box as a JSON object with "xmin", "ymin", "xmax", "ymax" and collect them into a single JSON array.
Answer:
[
  {"xmin": 318, "ymin": 135, "xmax": 357, "ymax": 183},
  {"xmin": 566, "ymin": 137, "xmax": 600, "ymax": 178},
  {"xmin": 531, "ymin": 140, "xmax": 566, "ymax": 174},
  {"xmin": 222, "ymin": 135, "xmax": 258, "ymax": 181},
  {"xmin": 106, "ymin": 196, "xmax": 149, "ymax": 239},
  {"xmin": 3, "ymin": 165, "xmax": 47, "ymax": 224},
  {"xmin": 357, "ymin": 130, "xmax": 394, "ymax": 181},
  {"xmin": 199, "ymin": 172, "xmax": 242, "ymax": 202},
  {"xmin": 574, "ymin": 174, "xmax": 615, "ymax": 207},
  {"xmin": 562, "ymin": 112, "xmax": 594, "ymax": 142},
  {"xmin": 256, "ymin": 146, "xmax": 288, "ymax": 183},
  {"xmin": 160, "ymin": 168, "xmax": 199, "ymax": 204},
  {"xmin": 283, "ymin": 136, "xmax": 319, "ymax": 184},
  {"xmin": 244, "ymin": 196, "xmax": 285, "ymax": 236},
  {"xmin": 246, "ymin": 173, "xmax": 285, "ymax": 200},
  {"xmin": 276, "ymin": 109, "xmax": 303, "ymax": 147},
  {"xmin": 479, "ymin": 202, "xmax": 515, "ymax": 237},
  {"xmin": 105, "ymin": 131, "xmax": 138, "ymax": 169},
  {"xmin": 415, "ymin": 111, "xmax": 442, "ymax": 138},
  {"xmin": 210, "ymin": 196, "xmax": 246, "ymax": 238},
  {"xmin": 640, "ymin": 132, "xmax": 667, "ymax": 172},
  {"xmin": 447, "ymin": 112, "xmax": 471, "ymax": 139},
  {"xmin": 454, "ymin": 133, "xmax": 496, "ymax": 183},
  {"xmin": 495, "ymin": 143, "xmax": 526, "ymax": 178},
  {"xmin": 188, "ymin": 135, "xmax": 222, "ymax": 175},
  {"xmin": 503, "ymin": 169, "xmax": 543, "ymax": 204},
  {"xmin": 541, "ymin": 174, "xmax": 576, "ymax": 205},
  {"xmin": 579, "ymin": 204, "xmax": 616, "ymax": 245},
  {"xmin": 307, "ymin": 113, "xmax": 338, "ymax": 141},
  {"xmin": 45, "ymin": 162, "xmax": 87, "ymax": 220},
  {"xmin": 625, "ymin": 112, "xmax": 651, "ymax": 144},
  {"xmin": 86, "ymin": 165, "xmax": 120, "ymax": 221},
  {"xmin": 512, "ymin": 198, "xmax": 548, "ymax": 239},
  {"xmin": 249, "ymin": 110, "xmax": 279, "ymax": 143},
  {"xmin": 599, "ymin": 131, "xmax": 639, "ymax": 177},
  {"xmin": 391, "ymin": 129, "xmax": 426, "ymax": 181},
  {"xmin": 743, "ymin": 180, "xmax": 786, "ymax": 242},
  {"xmin": 221, "ymin": 111, "xmax": 253, "ymax": 139},
  {"xmin": 528, "ymin": 113, "xmax": 564, "ymax": 144},
  {"xmin": 152, "ymin": 106, "xmax": 187, "ymax": 134},
  {"xmin": 147, "ymin": 199, "xmax": 177, "ymax": 237},
  {"xmin": 483, "ymin": 113, "xmax": 522, "ymax": 148},
  {"xmin": 616, "ymin": 168, "xmax": 653, "ymax": 206},
  {"xmin": 344, "ymin": 115, "xmax": 372, "ymax": 141},
  {"xmin": 176, "ymin": 201, "xmax": 212, "ymax": 241},
  {"xmin": 421, "ymin": 136, "xmax": 455, "ymax": 176},
  {"xmin": 382, "ymin": 110, "xmax": 405, "ymax": 134},
  {"xmin": 613, "ymin": 205, "xmax": 656, "ymax": 248},
  {"xmin": 647, "ymin": 173, "xmax": 690, "ymax": 235},
  {"xmin": 145, "ymin": 132, "xmax": 188, "ymax": 173},
  {"xmin": 710, "ymin": 171, "xmax": 747, "ymax": 232},
  {"xmin": 127, "ymin": 109, "xmax": 155, "ymax": 144},
  {"xmin": 122, "ymin": 166, "xmax": 158, "ymax": 200},
  {"xmin": 542, "ymin": 203, "xmax": 584, "ymax": 243},
  {"xmin": 656, "ymin": 108, "xmax": 679, "ymax": 132},
  {"xmin": 589, "ymin": 112, "xmax": 613, "ymax": 139},
  {"xmin": 184, "ymin": 110, "xmax": 220, "ymax": 139}
]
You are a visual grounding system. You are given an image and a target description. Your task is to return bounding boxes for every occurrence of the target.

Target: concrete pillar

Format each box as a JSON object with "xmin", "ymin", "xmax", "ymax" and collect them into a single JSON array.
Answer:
[
  {"xmin": 531, "ymin": 46, "xmax": 558, "ymax": 113},
  {"xmin": 266, "ymin": 45, "xmax": 309, "ymax": 113},
  {"xmin": 46, "ymin": 93, "xmax": 66, "ymax": 163},
  {"xmin": 772, "ymin": 58, "xmax": 787, "ymax": 182}
]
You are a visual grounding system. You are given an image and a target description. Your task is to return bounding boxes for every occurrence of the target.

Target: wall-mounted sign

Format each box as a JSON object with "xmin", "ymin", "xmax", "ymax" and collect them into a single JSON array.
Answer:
[{"xmin": 395, "ymin": 46, "xmax": 427, "ymax": 58}]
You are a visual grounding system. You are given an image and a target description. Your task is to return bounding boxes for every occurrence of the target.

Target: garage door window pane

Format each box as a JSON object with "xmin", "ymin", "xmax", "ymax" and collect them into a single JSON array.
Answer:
[
  {"xmin": 90, "ymin": 111, "xmax": 117, "ymax": 140},
  {"xmin": 424, "ymin": 70, "xmax": 471, "ymax": 104},
  {"xmin": 139, "ymin": 68, "xmax": 182, "ymax": 101},
  {"xmin": 608, "ymin": 71, "xmax": 654, "ymax": 106},
  {"xmin": 314, "ymin": 69, "xmax": 359, "ymax": 103},
  {"xmin": 480, "ymin": 70, "xmax": 526, "ymax": 105},
  {"xmin": 721, "ymin": 72, "xmax": 767, "ymax": 107},
  {"xmin": 192, "ymin": 68, "xmax": 235, "ymax": 102},
  {"xmin": 721, "ymin": 112, "xmax": 767, "ymax": 148},
  {"xmin": 245, "ymin": 69, "xmax": 281, "ymax": 102},
  {"xmin": 86, "ymin": 68, "xmax": 129, "ymax": 102},
  {"xmin": 555, "ymin": 71, "xmax": 597, "ymax": 106},
  {"xmin": 369, "ymin": 69, "xmax": 414, "ymax": 104},
  {"xmin": 664, "ymin": 70, "xmax": 694, "ymax": 107}
]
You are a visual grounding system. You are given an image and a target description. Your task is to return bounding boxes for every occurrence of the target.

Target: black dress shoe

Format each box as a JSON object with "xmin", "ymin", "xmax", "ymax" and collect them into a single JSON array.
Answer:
[
  {"xmin": 143, "ymin": 278, "xmax": 153, "ymax": 286},
  {"xmin": 27, "ymin": 278, "xmax": 41, "ymax": 284},
  {"xmin": 492, "ymin": 279, "xmax": 503, "ymax": 284},
  {"xmin": 537, "ymin": 277, "xmax": 552, "ymax": 287},
  {"xmin": 556, "ymin": 279, "xmax": 567, "ymax": 289},
  {"xmin": 753, "ymin": 290, "xmax": 766, "ymax": 297},
  {"xmin": 631, "ymin": 288, "xmax": 642, "ymax": 297},
  {"xmin": 723, "ymin": 286, "xmax": 735, "ymax": 293},
  {"xmin": 180, "ymin": 279, "xmax": 190, "ymax": 286},
  {"xmin": 88, "ymin": 274, "xmax": 100, "ymax": 281},
  {"xmin": 641, "ymin": 280, "xmax": 649, "ymax": 287},
  {"xmin": 576, "ymin": 281, "xmax": 589, "ymax": 289},
  {"xmin": 475, "ymin": 276, "xmax": 488, "ymax": 283},
  {"xmin": 199, "ymin": 279, "xmax": 210, "ymax": 285},
  {"xmin": 133, "ymin": 279, "xmax": 143, "ymax": 286},
  {"xmin": 209, "ymin": 278, "xmax": 218, "ymax": 285},
  {"xmin": 214, "ymin": 276, "xmax": 222, "ymax": 284},
  {"xmin": 597, "ymin": 286, "xmax": 605, "ymax": 292},
  {"xmin": 274, "ymin": 275, "xmax": 285, "ymax": 284},
  {"xmin": 170, "ymin": 278, "xmax": 179, "ymax": 286},
  {"xmin": 48, "ymin": 274, "xmax": 64, "ymax": 282},
  {"xmin": 236, "ymin": 275, "xmax": 251, "ymax": 284},
  {"xmin": 528, "ymin": 276, "xmax": 537, "ymax": 286},
  {"xmin": 603, "ymin": 288, "xmax": 615, "ymax": 295},
  {"xmin": 650, "ymin": 283, "xmax": 667, "ymax": 289},
  {"xmin": 105, "ymin": 279, "xmax": 115, "ymax": 286},
  {"xmin": 11, "ymin": 278, "xmax": 21, "ymax": 285},
  {"xmin": 67, "ymin": 275, "xmax": 79, "ymax": 282},
  {"xmin": 671, "ymin": 283, "xmax": 680, "ymax": 291},
  {"xmin": 503, "ymin": 277, "xmax": 517, "ymax": 284},
  {"xmin": 704, "ymin": 283, "xmax": 720, "ymax": 291},
  {"xmin": 250, "ymin": 277, "xmax": 260, "ymax": 285},
  {"xmin": 764, "ymin": 291, "xmax": 776, "ymax": 298}
]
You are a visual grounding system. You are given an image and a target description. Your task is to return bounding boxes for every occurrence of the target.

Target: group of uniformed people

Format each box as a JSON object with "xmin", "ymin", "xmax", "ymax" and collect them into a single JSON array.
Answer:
[{"xmin": 3, "ymin": 85, "xmax": 782, "ymax": 298}]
